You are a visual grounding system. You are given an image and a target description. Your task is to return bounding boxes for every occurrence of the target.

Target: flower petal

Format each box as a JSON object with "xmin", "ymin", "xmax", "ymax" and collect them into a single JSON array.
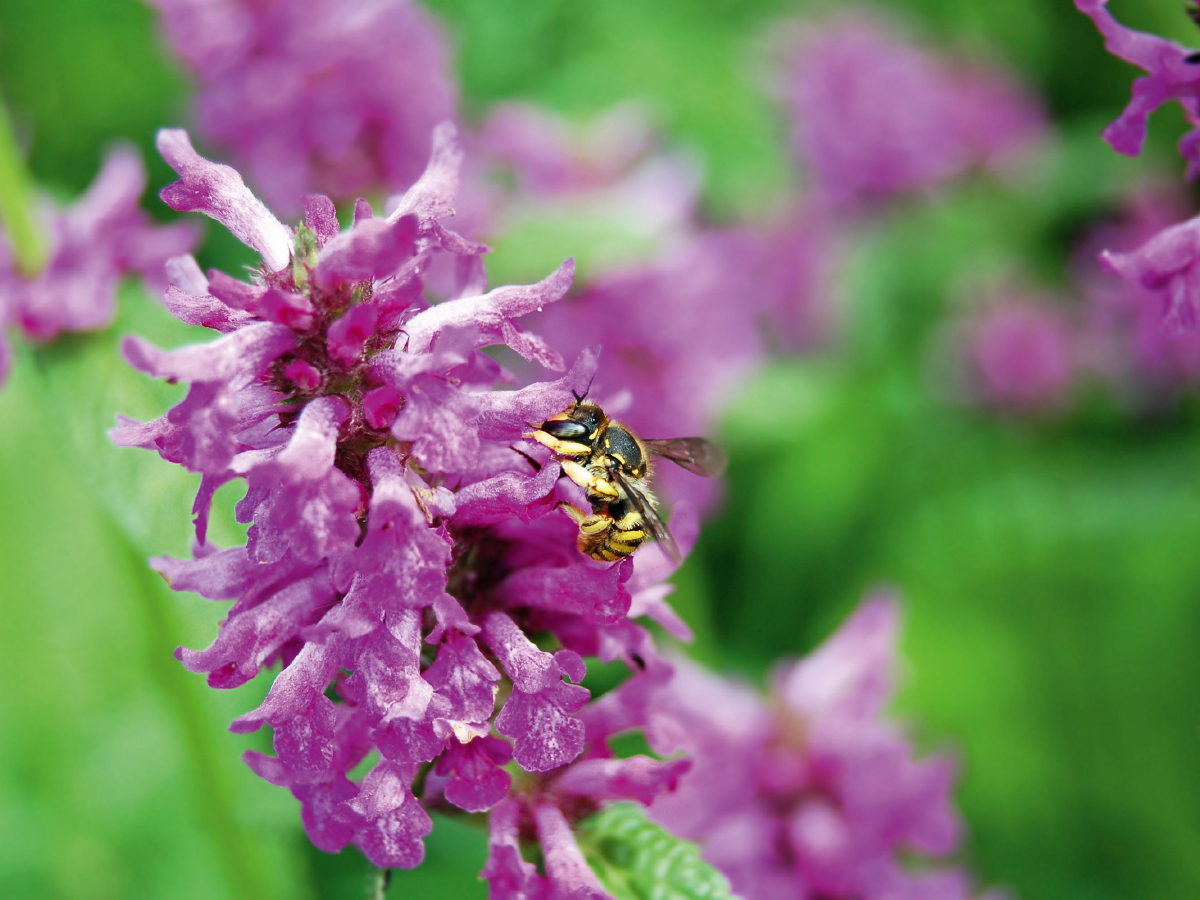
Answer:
[{"xmin": 157, "ymin": 128, "xmax": 293, "ymax": 271}]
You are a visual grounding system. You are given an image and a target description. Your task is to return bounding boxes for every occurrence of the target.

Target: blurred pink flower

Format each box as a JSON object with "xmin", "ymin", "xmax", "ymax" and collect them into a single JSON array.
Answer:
[
  {"xmin": 960, "ymin": 297, "xmax": 1076, "ymax": 416},
  {"xmin": 149, "ymin": 0, "xmax": 456, "ymax": 214},
  {"xmin": 0, "ymin": 144, "xmax": 197, "ymax": 386},
  {"xmin": 591, "ymin": 594, "xmax": 987, "ymax": 900},
  {"xmin": 778, "ymin": 13, "xmax": 1045, "ymax": 206}
]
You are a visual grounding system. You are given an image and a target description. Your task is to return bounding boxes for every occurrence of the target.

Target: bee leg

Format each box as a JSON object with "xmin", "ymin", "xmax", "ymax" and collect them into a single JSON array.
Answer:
[
  {"xmin": 559, "ymin": 460, "xmax": 620, "ymax": 502},
  {"xmin": 524, "ymin": 430, "xmax": 592, "ymax": 458},
  {"xmin": 556, "ymin": 501, "xmax": 590, "ymax": 526}
]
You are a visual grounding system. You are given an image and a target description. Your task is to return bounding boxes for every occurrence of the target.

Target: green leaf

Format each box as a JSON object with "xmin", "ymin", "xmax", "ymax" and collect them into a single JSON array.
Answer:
[{"xmin": 576, "ymin": 804, "xmax": 734, "ymax": 900}]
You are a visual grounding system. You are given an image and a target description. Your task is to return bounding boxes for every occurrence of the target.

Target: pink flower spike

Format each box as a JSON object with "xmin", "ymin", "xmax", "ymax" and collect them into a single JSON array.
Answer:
[
  {"xmin": 118, "ymin": 120, "xmax": 700, "ymax": 877},
  {"xmin": 641, "ymin": 594, "xmax": 983, "ymax": 898},
  {"xmin": 149, "ymin": 0, "xmax": 456, "ymax": 213},
  {"xmin": 1, "ymin": 144, "xmax": 197, "ymax": 348},
  {"xmin": 780, "ymin": 13, "xmax": 1044, "ymax": 204},
  {"xmin": 156, "ymin": 128, "xmax": 293, "ymax": 271}
]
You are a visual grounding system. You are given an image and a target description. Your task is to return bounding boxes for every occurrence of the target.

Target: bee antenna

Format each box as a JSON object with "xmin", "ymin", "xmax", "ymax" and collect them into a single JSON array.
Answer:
[{"xmin": 572, "ymin": 373, "xmax": 596, "ymax": 408}]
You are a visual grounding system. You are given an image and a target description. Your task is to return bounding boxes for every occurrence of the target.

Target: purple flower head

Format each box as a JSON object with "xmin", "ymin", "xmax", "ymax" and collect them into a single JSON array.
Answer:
[
  {"xmin": 0, "ymin": 144, "xmax": 197, "ymax": 386},
  {"xmin": 149, "ymin": 0, "xmax": 457, "ymax": 214},
  {"xmin": 117, "ymin": 123, "xmax": 696, "ymax": 876},
  {"xmin": 1075, "ymin": 0, "xmax": 1200, "ymax": 177},
  {"xmin": 599, "ymin": 594, "xmax": 988, "ymax": 900},
  {"xmin": 954, "ymin": 290, "xmax": 1077, "ymax": 417},
  {"xmin": 777, "ymin": 13, "xmax": 1045, "ymax": 206}
]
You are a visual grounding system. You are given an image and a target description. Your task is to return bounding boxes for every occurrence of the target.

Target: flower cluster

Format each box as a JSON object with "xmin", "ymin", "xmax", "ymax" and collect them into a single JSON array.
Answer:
[
  {"xmin": 777, "ymin": 13, "xmax": 1044, "ymax": 207},
  {"xmin": 1075, "ymin": 0, "xmax": 1200, "ymax": 175},
  {"xmin": 148, "ymin": 0, "xmax": 456, "ymax": 214},
  {"xmin": 114, "ymin": 123, "xmax": 697, "ymax": 888},
  {"xmin": 591, "ymin": 595, "xmax": 986, "ymax": 900},
  {"xmin": 0, "ymin": 144, "xmax": 196, "ymax": 387},
  {"xmin": 1077, "ymin": 1, "xmax": 1200, "ymax": 337}
]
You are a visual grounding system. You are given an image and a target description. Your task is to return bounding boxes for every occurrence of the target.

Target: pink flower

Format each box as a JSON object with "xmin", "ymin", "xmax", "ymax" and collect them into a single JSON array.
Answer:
[
  {"xmin": 0, "ymin": 145, "xmax": 197, "ymax": 386},
  {"xmin": 778, "ymin": 13, "xmax": 1044, "ymax": 206},
  {"xmin": 1075, "ymin": 0, "xmax": 1200, "ymax": 177},
  {"xmin": 1075, "ymin": 186, "xmax": 1200, "ymax": 400},
  {"xmin": 594, "ymin": 595, "xmax": 988, "ymax": 900},
  {"xmin": 148, "ymin": 0, "xmax": 457, "ymax": 214},
  {"xmin": 115, "ymin": 123, "xmax": 697, "ymax": 879},
  {"xmin": 958, "ymin": 295, "xmax": 1077, "ymax": 416}
]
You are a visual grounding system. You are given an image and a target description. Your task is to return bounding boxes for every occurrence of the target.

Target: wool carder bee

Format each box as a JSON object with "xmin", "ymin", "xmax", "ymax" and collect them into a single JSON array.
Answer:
[{"xmin": 527, "ymin": 399, "xmax": 726, "ymax": 564}]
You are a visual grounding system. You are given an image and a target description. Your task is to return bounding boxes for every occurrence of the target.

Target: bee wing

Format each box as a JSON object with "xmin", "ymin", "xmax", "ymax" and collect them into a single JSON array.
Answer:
[
  {"xmin": 612, "ymin": 470, "xmax": 682, "ymax": 566},
  {"xmin": 643, "ymin": 437, "xmax": 728, "ymax": 477}
]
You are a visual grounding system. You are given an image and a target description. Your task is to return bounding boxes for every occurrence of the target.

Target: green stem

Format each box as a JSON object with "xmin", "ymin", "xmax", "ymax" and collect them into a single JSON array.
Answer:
[
  {"xmin": 0, "ymin": 100, "xmax": 45, "ymax": 275},
  {"xmin": 371, "ymin": 867, "xmax": 392, "ymax": 900}
]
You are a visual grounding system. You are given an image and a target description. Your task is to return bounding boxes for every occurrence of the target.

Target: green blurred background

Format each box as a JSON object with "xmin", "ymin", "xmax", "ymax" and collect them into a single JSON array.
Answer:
[{"xmin": 2, "ymin": 0, "xmax": 1200, "ymax": 897}]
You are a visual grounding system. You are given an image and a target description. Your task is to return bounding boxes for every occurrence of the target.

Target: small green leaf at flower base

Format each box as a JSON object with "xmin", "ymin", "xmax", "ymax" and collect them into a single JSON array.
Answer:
[{"xmin": 575, "ymin": 804, "xmax": 734, "ymax": 900}]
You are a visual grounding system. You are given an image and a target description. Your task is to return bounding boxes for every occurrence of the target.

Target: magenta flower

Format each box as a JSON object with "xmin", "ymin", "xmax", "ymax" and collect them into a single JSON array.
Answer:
[
  {"xmin": 592, "ymin": 594, "xmax": 987, "ymax": 900},
  {"xmin": 115, "ymin": 123, "xmax": 695, "ymax": 881},
  {"xmin": 1086, "ymin": 208, "xmax": 1200, "ymax": 337},
  {"xmin": 1075, "ymin": 187, "xmax": 1200, "ymax": 399},
  {"xmin": 0, "ymin": 144, "xmax": 197, "ymax": 386},
  {"xmin": 1075, "ymin": 0, "xmax": 1200, "ymax": 177},
  {"xmin": 957, "ymin": 294, "xmax": 1077, "ymax": 417},
  {"xmin": 778, "ymin": 13, "xmax": 1044, "ymax": 206},
  {"xmin": 148, "ymin": 0, "xmax": 456, "ymax": 214}
]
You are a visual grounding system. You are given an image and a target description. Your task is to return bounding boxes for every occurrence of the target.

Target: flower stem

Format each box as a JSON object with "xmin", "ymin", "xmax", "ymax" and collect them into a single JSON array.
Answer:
[
  {"xmin": 371, "ymin": 866, "xmax": 393, "ymax": 900},
  {"xmin": 0, "ymin": 100, "xmax": 46, "ymax": 276}
]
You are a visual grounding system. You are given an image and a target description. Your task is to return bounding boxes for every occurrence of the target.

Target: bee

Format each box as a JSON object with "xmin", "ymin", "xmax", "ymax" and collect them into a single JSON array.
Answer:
[{"xmin": 527, "ymin": 398, "xmax": 726, "ymax": 564}]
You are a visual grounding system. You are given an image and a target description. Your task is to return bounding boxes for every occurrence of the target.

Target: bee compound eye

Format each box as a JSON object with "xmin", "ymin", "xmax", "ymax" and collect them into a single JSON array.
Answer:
[{"xmin": 540, "ymin": 419, "xmax": 591, "ymax": 440}]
